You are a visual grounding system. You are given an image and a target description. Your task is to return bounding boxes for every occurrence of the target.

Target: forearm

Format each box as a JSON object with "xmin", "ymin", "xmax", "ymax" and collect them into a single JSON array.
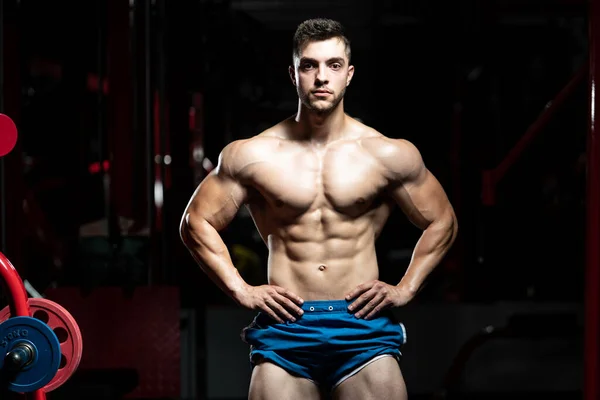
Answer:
[
  {"xmin": 397, "ymin": 212, "xmax": 457, "ymax": 295},
  {"xmin": 181, "ymin": 217, "xmax": 249, "ymax": 301}
]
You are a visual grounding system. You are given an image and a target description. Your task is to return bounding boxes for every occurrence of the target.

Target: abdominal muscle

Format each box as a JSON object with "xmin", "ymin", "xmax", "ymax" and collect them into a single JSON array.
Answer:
[{"xmin": 264, "ymin": 215, "xmax": 380, "ymax": 301}]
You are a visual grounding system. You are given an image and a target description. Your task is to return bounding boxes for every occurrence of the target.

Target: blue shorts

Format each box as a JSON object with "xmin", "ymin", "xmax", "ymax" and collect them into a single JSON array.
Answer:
[{"xmin": 241, "ymin": 299, "xmax": 407, "ymax": 390}]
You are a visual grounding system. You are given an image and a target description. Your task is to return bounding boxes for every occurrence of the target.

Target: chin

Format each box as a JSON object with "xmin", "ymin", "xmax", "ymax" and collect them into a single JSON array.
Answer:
[
  {"xmin": 311, "ymin": 103, "xmax": 332, "ymax": 112},
  {"xmin": 306, "ymin": 99, "xmax": 335, "ymax": 113}
]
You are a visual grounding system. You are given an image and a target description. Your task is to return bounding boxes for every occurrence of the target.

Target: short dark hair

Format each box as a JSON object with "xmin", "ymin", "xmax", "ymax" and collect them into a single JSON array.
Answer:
[{"xmin": 292, "ymin": 18, "xmax": 351, "ymax": 63}]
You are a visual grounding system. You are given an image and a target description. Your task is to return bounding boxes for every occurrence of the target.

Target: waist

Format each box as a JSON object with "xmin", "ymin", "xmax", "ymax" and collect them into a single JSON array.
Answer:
[
  {"xmin": 300, "ymin": 299, "xmax": 352, "ymax": 313},
  {"xmin": 267, "ymin": 261, "xmax": 379, "ymax": 301}
]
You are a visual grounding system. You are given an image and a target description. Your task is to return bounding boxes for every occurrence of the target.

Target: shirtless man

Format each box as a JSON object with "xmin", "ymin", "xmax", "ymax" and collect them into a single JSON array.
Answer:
[{"xmin": 180, "ymin": 18, "xmax": 458, "ymax": 400}]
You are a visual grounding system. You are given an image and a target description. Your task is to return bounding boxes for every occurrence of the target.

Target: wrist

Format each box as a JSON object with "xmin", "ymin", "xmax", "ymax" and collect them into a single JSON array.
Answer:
[
  {"xmin": 229, "ymin": 281, "xmax": 250, "ymax": 304},
  {"xmin": 396, "ymin": 282, "xmax": 418, "ymax": 298}
]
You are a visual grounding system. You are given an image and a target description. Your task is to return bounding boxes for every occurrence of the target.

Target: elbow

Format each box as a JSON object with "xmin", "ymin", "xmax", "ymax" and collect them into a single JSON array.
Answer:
[
  {"xmin": 179, "ymin": 213, "xmax": 191, "ymax": 244},
  {"xmin": 432, "ymin": 210, "xmax": 458, "ymax": 249},
  {"xmin": 179, "ymin": 212, "xmax": 217, "ymax": 250},
  {"xmin": 179, "ymin": 212, "xmax": 204, "ymax": 248},
  {"xmin": 447, "ymin": 211, "xmax": 458, "ymax": 246}
]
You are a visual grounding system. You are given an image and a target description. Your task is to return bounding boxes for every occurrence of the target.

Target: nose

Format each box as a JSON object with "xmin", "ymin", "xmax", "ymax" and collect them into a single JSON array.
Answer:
[{"xmin": 316, "ymin": 65, "xmax": 329, "ymax": 85}]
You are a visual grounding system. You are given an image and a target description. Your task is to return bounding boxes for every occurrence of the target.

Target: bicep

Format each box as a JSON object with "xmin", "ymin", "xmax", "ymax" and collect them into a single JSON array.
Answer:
[
  {"xmin": 388, "ymin": 167, "xmax": 453, "ymax": 231},
  {"xmin": 183, "ymin": 170, "xmax": 248, "ymax": 233}
]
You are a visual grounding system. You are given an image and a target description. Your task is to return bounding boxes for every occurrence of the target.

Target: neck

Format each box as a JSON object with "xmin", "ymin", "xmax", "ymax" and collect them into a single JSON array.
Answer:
[{"xmin": 294, "ymin": 100, "xmax": 347, "ymax": 144}]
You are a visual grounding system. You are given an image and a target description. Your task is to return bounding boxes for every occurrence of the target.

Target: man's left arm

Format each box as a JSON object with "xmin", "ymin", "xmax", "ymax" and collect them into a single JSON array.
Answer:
[
  {"xmin": 346, "ymin": 138, "xmax": 458, "ymax": 318},
  {"xmin": 387, "ymin": 139, "xmax": 458, "ymax": 297}
]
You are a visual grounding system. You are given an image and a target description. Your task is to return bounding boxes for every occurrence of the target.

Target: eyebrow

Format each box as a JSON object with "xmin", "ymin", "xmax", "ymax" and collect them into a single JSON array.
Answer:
[{"xmin": 299, "ymin": 57, "xmax": 346, "ymax": 65}]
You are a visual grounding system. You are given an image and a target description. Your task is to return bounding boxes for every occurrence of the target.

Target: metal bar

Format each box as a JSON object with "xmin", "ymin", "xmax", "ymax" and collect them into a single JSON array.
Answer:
[
  {"xmin": 1, "ymin": 0, "xmax": 25, "ymax": 287},
  {"xmin": 144, "ymin": 0, "xmax": 154, "ymax": 285},
  {"xmin": 31, "ymin": 390, "xmax": 45, "ymax": 400},
  {"xmin": 97, "ymin": 0, "xmax": 109, "ymax": 233},
  {"xmin": 130, "ymin": 1, "xmax": 142, "ymax": 229},
  {"xmin": 157, "ymin": 0, "xmax": 168, "ymax": 281},
  {"xmin": 585, "ymin": 0, "xmax": 600, "ymax": 396},
  {"xmin": 107, "ymin": 0, "xmax": 134, "ymax": 232},
  {"xmin": 0, "ymin": 0, "xmax": 5, "ymax": 254},
  {"xmin": 0, "ymin": 252, "xmax": 30, "ymax": 317},
  {"xmin": 481, "ymin": 65, "xmax": 586, "ymax": 205}
]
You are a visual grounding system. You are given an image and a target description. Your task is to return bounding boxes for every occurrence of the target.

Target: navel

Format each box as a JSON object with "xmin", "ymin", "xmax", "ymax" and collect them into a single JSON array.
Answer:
[{"xmin": 318, "ymin": 264, "xmax": 327, "ymax": 271}]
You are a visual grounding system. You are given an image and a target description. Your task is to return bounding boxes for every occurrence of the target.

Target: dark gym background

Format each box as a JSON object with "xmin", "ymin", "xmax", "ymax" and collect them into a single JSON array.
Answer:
[{"xmin": 0, "ymin": 0, "xmax": 598, "ymax": 399}]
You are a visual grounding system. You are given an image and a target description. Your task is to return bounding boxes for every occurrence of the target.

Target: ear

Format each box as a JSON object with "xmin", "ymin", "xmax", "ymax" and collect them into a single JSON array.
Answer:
[
  {"xmin": 346, "ymin": 65, "xmax": 355, "ymax": 87},
  {"xmin": 289, "ymin": 65, "xmax": 297, "ymax": 86}
]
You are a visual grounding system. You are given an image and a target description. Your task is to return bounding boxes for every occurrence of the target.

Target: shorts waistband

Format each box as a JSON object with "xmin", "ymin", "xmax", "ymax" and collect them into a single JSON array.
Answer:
[{"xmin": 301, "ymin": 300, "xmax": 351, "ymax": 313}]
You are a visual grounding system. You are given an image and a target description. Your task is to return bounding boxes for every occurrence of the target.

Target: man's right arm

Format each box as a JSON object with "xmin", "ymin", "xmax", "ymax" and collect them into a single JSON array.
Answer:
[
  {"xmin": 180, "ymin": 139, "xmax": 304, "ymax": 322},
  {"xmin": 179, "ymin": 141, "xmax": 250, "ymax": 301}
]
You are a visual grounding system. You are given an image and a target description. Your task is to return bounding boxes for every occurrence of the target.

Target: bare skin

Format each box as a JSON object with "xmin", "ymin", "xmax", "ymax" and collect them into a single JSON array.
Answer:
[{"xmin": 180, "ymin": 37, "xmax": 457, "ymax": 400}]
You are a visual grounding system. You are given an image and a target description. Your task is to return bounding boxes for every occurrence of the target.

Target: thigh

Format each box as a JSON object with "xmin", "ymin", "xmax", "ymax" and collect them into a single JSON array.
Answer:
[
  {"xmin": 249, "ymin": 360, "xmax": 322, "ymax": 400},
  {"xmin": 332, "ymin": 356, "xmax": 407, "ymax": 400}
]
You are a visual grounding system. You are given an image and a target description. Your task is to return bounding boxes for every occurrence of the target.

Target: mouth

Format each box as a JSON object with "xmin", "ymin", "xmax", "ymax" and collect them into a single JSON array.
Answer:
[{"xmin": 312, "ymin": 90, "xmax": 332, "ymax": 97}]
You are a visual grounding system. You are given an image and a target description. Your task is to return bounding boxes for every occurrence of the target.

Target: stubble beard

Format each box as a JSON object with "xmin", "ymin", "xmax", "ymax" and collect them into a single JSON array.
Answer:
[{"xmin": 299, "ymin": 86, "xmax": 346, "ymax": 116}]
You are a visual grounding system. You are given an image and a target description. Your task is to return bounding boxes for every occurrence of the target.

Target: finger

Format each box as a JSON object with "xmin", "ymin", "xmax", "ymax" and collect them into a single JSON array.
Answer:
[
  {"xmin": 348, "ymin": 290, "xmax": 376, "ymax": 314},
  {"xmin": 274, "ymin": 286, "xmax": 304, "ymax": 305},
  {"xmin": 355, "ymin": 294, "xmax": 384, "ymax": 319},
  {"xmin": 274, "ymin": 293, "xmax": 304, "ymax": 317},
  {"xmin": 261, "ymin": 303, "xmax": 285, "ymax": 324},
  {"xmin": 363, "ymin": 297, "xmax": 391, "ymax": 320},
  {"xmin": 266, "ymin": 298, "xmax": 296, "ymax": 322},
  {"xmin": 345, "ymin": 281, "xmax": 374, "ymax": 301}
]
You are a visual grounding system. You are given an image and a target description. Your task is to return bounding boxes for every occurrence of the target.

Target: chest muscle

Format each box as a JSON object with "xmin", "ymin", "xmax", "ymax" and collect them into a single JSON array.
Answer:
[{"xmin": 248, "ymin": 145, "xmax": 387, "ymax": 219}]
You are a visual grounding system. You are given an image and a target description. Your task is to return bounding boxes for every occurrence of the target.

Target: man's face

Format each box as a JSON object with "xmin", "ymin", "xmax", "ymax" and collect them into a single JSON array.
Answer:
[{"xmin": 290, "ymin": 38, "xmax": 354, "ymax": 114}]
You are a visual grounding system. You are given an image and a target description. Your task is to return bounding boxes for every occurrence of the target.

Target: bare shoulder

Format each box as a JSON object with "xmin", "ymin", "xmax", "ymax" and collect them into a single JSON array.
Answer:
[
  {"xmin": 217, "ymin": 123, "xmax": 287, "ymax": 178},
  {"xmin": 357, "ymin": 128, "xmax": 425, "ymax": 180}
]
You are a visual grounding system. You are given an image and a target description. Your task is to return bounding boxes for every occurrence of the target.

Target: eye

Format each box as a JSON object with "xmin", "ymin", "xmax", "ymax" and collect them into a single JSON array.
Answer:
[
  {"xmin": 301, "ymin": 63, "xmax": 314, "ymax": 71},
  {"xmin": 330, "ymin": 63, "xmax": 342, "ymax": 70}
]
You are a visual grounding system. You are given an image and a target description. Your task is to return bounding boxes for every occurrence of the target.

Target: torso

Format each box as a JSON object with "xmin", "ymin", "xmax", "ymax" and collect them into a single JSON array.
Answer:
[{"xmin": 236, "ymin": 116, "xmax": 397, "ymax": 300}]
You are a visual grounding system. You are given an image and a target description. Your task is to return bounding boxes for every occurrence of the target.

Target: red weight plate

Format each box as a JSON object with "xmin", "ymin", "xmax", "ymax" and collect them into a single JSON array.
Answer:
[
  {"xmin": 0, "ymin": 114, "xmax": 18, "ymax": 157},
  {"xmin": 28, "ymin": 298, "xmax": 83, "ymax": 392},
  {"xmin": 0, "ymin": 305, "xmax": 11, "ymax": 322},
  {"xmin": 0, "ymin": 298, "xmax": 83, "ymax": 392}
]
